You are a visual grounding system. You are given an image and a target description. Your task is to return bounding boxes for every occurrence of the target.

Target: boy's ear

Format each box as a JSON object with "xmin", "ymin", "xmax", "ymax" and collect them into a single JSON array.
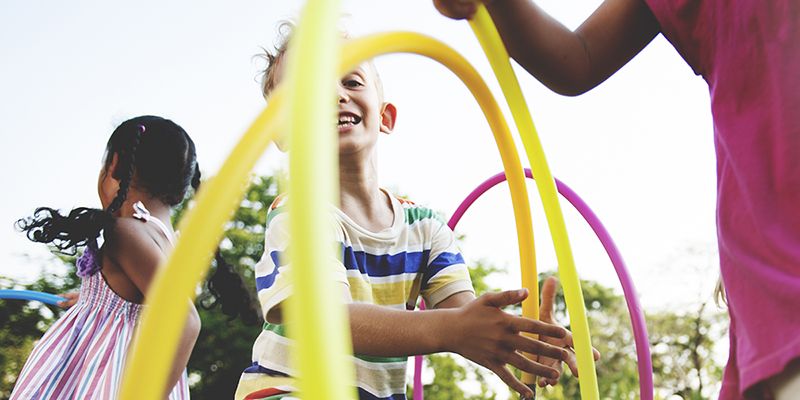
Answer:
[
  {"xmin": 274, "ymin": 133, "xmax": 288, "ymax": 152},
  {"xmin": 379, "ymin": 102, "xmax": 397, "ymax": 135}
]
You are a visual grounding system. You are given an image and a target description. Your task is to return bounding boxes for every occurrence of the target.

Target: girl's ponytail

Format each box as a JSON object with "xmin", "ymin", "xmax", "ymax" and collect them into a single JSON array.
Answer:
[
  {"xmin": 16, "ymin": 207, "xmax": 112, "ymax": 255},
  {"xmin": 16, "ymin": 124, "xmax": 143, "ymax": 257},
  {"xmin": 192, "ymin": 164, "xmax": 260, "ymax": 325}
]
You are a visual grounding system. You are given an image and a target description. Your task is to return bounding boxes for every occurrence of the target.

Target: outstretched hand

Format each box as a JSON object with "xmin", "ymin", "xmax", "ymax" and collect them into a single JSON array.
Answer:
[
  {"xmin": 432, "ymin": 0, "xmax": 480, "ymax": 20},
  {"xmin": 444, "ymin": 288, "xmax": 570, "ymax": 399},
  {"xmin": 536, "ymin": 277, "xmax": 601, "ymax": 387}
]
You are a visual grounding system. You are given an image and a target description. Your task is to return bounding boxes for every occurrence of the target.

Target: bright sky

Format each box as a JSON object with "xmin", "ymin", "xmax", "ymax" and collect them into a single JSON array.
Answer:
[{"xmin": 0, "ymin": 0, "xmax": 720, "ymax": 314}]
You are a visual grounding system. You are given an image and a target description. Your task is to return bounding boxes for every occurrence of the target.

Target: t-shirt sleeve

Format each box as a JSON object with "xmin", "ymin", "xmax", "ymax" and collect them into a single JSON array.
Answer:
[
  {"xmin": 254, "ymin": 207, "xmax": 349, "ymax": 320},
  {"xmin": 420, "ymin": 219, "xmax": 474, "ymax": 308}
]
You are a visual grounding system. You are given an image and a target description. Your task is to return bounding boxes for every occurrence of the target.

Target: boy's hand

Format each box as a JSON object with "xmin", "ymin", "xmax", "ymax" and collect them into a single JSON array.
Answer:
[
  {"xmin": 57, "ymin": 292, "xmax": 79, "ymax": 309},
  {"xmin": 535, "ymin": 277, "xmax": 601, "ymax": 387},
  {"xmin": 433, "ymin": 0, "xmax": 480, "ymax": 20},
  {"xmin": 444, "ymin": 288, "xmax": 570, "ymax": 399}
]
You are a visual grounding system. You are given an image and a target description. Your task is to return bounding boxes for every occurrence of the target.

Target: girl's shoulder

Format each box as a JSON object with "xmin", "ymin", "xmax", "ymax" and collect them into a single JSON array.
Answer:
[
  {"xmin": 103, "ymin": 217, "xmax": 172, "ymax": 295},
  {"xmin": 105, "ymin": 217, "xmax": 168, "ymax": 263}
]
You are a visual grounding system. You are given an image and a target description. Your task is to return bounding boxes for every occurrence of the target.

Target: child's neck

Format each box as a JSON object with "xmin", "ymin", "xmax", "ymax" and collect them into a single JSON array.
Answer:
[{"xmin": 339, "ymin": 159, "xmax": 393, "ymax": 232}]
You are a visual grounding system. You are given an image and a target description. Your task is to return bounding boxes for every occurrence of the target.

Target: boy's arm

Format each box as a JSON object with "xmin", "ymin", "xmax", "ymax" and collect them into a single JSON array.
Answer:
[
  {"xmin": 348, "ymin": 289, "xmax": 567, "ymax": 399},
  {"xmin": 266, "ymin": 287, "xmax": 565, "ymax": 398},
  {"xmin": 434, "ymin": 0, "xmax": 660, "ymax": 95}
]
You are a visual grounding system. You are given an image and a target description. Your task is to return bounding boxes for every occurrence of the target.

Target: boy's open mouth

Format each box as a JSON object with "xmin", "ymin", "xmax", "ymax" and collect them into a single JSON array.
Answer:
[{"xmin": 338, "ymin": 112, "xmax": 362, "ymax": 129}]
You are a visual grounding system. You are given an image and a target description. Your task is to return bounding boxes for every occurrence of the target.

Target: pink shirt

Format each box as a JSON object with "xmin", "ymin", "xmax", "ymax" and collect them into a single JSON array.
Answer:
[{"xmin": 643, "ymin": 0, "xmax": 800, "ymax": 398}]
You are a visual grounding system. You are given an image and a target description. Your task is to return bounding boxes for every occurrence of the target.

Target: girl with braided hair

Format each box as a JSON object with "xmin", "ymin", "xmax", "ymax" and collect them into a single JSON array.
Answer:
[{"xmin": 11, "ymin": 115, "xmax": 256, "ymax": 399}]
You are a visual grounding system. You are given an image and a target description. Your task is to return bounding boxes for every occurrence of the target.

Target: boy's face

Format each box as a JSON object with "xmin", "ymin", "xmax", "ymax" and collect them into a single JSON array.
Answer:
[
  {"xmin": 335, "ymin": 63, "xmax": 396, "ymax": 156},
  {"xmin": 272, "ymin": 60, "xmax": 396, "ymax": 157}
]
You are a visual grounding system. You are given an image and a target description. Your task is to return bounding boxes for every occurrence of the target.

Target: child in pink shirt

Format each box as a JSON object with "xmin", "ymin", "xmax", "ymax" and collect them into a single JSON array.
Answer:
[{"xmin": 434, "ymin": 0, "xmax": 800, "ymax": 398}]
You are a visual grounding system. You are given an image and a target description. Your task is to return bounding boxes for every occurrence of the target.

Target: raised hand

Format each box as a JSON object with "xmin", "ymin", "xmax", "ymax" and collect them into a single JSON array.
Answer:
[
  {"xmin": 536, "ymin": 276, "xmax": 601, "ymax": 387},
  {"xmin": 443, "ymin": 288, "xmax": 570, "ymax": 399},
  {"xmin": 432, "ymin": 0, "xmax": 480, "ymax": 20}
]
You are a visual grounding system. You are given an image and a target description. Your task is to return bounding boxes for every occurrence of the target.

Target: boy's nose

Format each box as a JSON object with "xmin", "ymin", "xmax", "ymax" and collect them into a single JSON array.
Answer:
[{"xmin": 337, "ymin": 86, "xmax": 350, "ymax": 103}]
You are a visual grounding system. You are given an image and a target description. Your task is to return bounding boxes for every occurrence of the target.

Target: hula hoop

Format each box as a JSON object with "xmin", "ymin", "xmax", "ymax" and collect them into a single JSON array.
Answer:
[
  {"xmin": 0, "ymin": 290, "xmax": 65, "ymax": 306},
  {"xmin": 413, "ymin": 169, "xmax": 653, "ymax": 400}
]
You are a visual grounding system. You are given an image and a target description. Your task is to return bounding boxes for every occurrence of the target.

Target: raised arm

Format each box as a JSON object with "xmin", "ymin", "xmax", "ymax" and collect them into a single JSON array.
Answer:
[{"xmin": 435, "ymin": 0, "xmax": 660, "ymax": 95}]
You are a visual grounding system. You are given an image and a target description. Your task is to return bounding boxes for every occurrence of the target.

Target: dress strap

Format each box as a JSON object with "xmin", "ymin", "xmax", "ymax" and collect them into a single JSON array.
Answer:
[{"xmin": 132, "ymin": 201, "xmax": 175, "ymax": 246}]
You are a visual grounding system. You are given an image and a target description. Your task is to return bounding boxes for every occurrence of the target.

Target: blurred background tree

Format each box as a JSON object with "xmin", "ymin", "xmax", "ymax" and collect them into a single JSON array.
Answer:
[{"xmin": 417, "ymin": 269, "xmax": 727, "ymax": 400}]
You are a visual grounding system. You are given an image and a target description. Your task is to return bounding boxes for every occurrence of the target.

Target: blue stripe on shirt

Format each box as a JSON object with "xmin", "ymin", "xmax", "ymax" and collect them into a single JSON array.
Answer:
[
  {"xmin": 342, "ymin": 247, "xmax": 432, "ymax": 277},
  {"xmin": 357, "ymin": 387, "xmax": 406, "ymax": 400},
  {"xmin": 422, "ymin": 251, "xmax": 466, "ymax": 286},
  {"xmin": 256, "ymin": 247, "xmax": 463, "ymax": 291},
  {"xmin": 255, "ymin": 251, "xmax": 283, "ymax": 291}
]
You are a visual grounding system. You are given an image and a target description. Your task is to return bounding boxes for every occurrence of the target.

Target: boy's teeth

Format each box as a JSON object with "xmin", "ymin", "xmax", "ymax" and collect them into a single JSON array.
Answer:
[{"xmin": 337, "ymin": 115, "xmax": 358, "ymax": 125}]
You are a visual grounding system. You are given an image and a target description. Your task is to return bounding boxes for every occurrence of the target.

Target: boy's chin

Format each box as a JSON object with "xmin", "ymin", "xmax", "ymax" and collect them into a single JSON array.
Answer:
[{"xmin": 338, "ymin": 139, "xmax": 377, "ymax": 157}]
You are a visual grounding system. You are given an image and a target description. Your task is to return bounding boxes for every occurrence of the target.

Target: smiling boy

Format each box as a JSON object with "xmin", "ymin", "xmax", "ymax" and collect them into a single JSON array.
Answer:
[{"xmin": 235, "ymin": 28, "xmax": 577, "ymax": 400}]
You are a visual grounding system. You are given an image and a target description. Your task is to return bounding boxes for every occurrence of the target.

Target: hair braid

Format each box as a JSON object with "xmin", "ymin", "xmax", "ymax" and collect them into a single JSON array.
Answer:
[
  {"xmin": 191, "ymin": 162, "xmax": 201, "ymax": 191},
  {"xmin": 107, "ymin": 125, "xmax": 143, "ymax": 213}
]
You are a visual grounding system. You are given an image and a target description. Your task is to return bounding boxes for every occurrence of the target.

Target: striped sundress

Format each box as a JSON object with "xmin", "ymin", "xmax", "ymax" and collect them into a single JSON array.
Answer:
[{"xmin": 11, "ymin": 202, "xmax": 190, "ymax": 399}]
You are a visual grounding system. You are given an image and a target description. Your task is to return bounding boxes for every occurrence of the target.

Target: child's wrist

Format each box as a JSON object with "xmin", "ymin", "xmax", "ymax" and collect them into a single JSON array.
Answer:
[{"xmin": 431, "ymin": 308, "xmax": 459, "ymax": 353}]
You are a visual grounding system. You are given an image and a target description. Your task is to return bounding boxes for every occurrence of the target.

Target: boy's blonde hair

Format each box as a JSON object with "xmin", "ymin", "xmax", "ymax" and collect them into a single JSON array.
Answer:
[
  {"xmin": 259, "ymin": 21, "xmax": 294, "ymax": 99},
  {"xmin": 258, "ymin": 21, "xmax": 384, "ymax": 100}
]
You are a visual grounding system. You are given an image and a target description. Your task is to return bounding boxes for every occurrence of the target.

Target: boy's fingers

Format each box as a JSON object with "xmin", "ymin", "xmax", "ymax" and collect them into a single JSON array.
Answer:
[
  {"xmin": 539, "ymin": 277, "xmax": 558, "ymax": 321},
  {"xmin": 563, "ymin": 330, "xmax": 574, "ymax": 347},
  {"xmin": 509, "ymin": 335, "xmax": 568, "ymax": 361},
  {"xmin": 480, "ymin": 289, "xmax": 528, "ymax": 308},
  {"xmin": 491, "ymin": 364, "xmax": 534, "ymax": 399},
  {"xmin": 564, "ymin": 348, "xmax": 580, "ymax": 377},
  {"xmin": 539, "ymin": 377, "xmax": 559, "ymax": 387},
  {"xmin": 509, "ymin": 316, "xmax": 567, "ymax": 338},
  {"xmin": 555, "ymin": 333, "xmax": 601, "ymax": 360},
  {"xmin": 505, "ymin": 351, "xmax": 560, "ymax": 380}
]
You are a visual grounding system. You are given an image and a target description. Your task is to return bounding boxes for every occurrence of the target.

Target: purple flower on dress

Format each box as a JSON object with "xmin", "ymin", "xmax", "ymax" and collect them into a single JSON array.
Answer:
[{"xmin": 76, "ymin": 245, "xmax": 101, "ymax": 277}]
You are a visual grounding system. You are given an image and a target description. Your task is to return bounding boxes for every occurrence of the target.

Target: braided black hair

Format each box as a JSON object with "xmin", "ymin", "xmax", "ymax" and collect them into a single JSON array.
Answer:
[
  {"xmin": 19, "ymin": 115, "xmax": 258, "ymax": 323},
  {"xmin": 17, "ymin": 116, "xmax": 195, "ymax": 255},
  {"xmin": 191, "ymin": 167, "xmax": 261, "ymax": 325}
]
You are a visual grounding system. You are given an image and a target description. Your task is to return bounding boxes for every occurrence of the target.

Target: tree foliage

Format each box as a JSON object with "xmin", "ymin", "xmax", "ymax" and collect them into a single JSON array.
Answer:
[{"xmin": 419, "ymin": 270, "xmax": 727, "ymax": 400}]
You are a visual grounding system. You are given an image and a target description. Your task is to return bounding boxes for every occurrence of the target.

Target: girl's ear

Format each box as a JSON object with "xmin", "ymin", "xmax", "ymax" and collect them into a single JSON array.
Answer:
[
  {"xmin": 98, "ymin": 153, "xmax": 122, "ymax": 209},
  {"xmin": 107, "ymin": 152, "xmax": 121, "ymax": 179},
  {"xmin": 379, "ymin": 102, "xmax": 397, "ymax": 135}
]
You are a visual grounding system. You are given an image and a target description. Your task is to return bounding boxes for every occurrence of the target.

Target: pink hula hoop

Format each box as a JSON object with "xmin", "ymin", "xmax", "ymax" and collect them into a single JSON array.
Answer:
[{"xmin": 413, "ymin": 169, "xmax": 653, "ymax": 400}]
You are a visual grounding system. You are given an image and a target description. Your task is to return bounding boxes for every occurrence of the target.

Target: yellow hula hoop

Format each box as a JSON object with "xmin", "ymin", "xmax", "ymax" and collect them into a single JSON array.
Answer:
[
  {"xmin": 339, "ymin": 31, "xmax": 541, "ymax": 380},
  {"xmin": 119, "ymin": 86, "xmax": 287, "ymax": 399},
  {"xmin": 283, "ymin": 0, "xmax": 358, "ymax": 399},
  {"xmin": 470, "ymin": 5, "xmax": 599, "ymax": 398},
  {"xmin": 121, "ymin": 0, "xmax": 360, "ymax": 398},
  {"xmin": 120, "ymin": 29, "xmax": 540, "ymax": 400}
]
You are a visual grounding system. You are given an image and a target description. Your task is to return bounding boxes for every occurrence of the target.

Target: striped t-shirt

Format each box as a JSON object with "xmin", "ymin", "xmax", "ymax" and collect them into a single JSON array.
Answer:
[{"xmin": 236, "ymin": 191, "xmax": 474, "ymax": 400}]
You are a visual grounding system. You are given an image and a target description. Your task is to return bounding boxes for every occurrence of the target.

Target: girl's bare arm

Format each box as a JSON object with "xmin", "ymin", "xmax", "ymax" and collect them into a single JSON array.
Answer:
[{"xmin": 435, "ymin": 0, "xmax": 661, "ymax": 95}]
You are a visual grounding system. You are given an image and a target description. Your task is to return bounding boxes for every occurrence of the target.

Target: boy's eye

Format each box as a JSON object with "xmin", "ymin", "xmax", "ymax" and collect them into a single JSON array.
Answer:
[{"xmin": 343, "ymin": 79, "xmax": 364, "ymax": 88}]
